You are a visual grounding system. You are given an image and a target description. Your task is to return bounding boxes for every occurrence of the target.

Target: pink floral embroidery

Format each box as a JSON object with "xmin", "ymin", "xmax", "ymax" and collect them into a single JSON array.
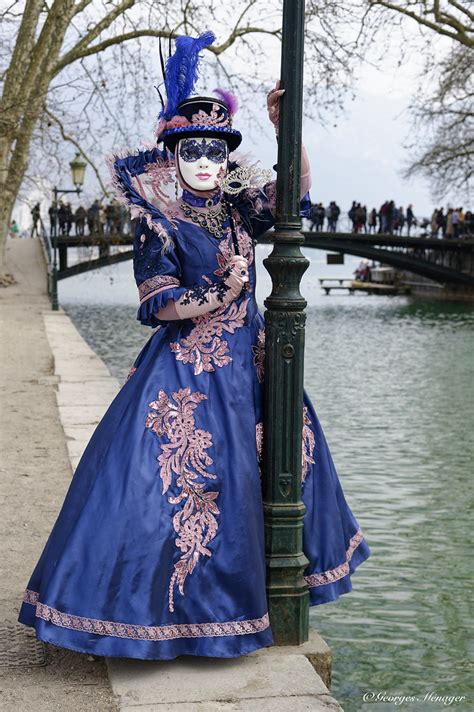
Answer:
[
  {"xmin": 146, "ymin": 388, "xmax": 219, "ymax": 612},
  {"xmin": 145, "ymin": 158, "xmax": 176, "ymax": 205},
  {"xmin": 214, "ymin": 222, "xmax": 254, "ymax": 278},
  {"xmin": 302, "ymin": 406, "xmax": 316, "ymax": 483},
  {"xmin": 23, "ymin": 589, "xmax": 269, "ymax": 640},
  {"xmin": 170, "ymin": 299, "xmax": 249, "ymax": 376},
  {"xmin": 126, "ymin": 366, "xmax": 137, "ymax": 381},
  {"xmin": 23, "ymin": 589, "xmax": 39, "ymax": 605},
  {"xmin": 255, "ymin": 407, "xmax": 316, "ymax": 483},
  {"xmin": 251, "ymin": 328, "xmax": 265, "ymax": 384},
  {"xmin": 255, "ymin": 422, "xmax": 263, "ymax": 477},
  {"xmin": 305, "ymin": 530, "xmax": 365, "ymax": 588},
  {"xmin": 191, "ymin": 104, "xmax": 228, "ymax": 127},
  {"xmin": 138, "ymin": 275, "xmax": 181, "ymax": 304}
]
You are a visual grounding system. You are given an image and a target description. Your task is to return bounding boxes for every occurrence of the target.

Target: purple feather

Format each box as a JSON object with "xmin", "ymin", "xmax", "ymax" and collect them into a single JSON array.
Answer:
[
  {"xmin": 213, "ymin": 88, "xmax": 238, "ymax": 115},
  {"xmin": 160, "ymin": 31, "xmax": 215, "ymax": 120}
]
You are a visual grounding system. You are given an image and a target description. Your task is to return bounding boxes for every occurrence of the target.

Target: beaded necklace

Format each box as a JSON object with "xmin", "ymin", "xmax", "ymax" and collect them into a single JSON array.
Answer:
[{"xmin": 180, "ymin": 190, "xmax": 227, "ymax": 238}]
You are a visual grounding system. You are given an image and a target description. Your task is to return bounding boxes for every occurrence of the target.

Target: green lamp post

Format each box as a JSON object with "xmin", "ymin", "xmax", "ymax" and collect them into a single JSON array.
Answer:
[
  {"xmin": 51, "ymin": 153, "xmax": 87, "ymax": 310},
  {"xmin": 263, "ymin": 0, "xmax": 310, "ymax": 645}
]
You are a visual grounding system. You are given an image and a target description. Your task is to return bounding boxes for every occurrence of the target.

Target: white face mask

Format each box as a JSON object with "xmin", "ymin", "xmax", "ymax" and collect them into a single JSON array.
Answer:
[{"xmin": 177, "ymin": 137, "xmax": 228, "ymax": 192}]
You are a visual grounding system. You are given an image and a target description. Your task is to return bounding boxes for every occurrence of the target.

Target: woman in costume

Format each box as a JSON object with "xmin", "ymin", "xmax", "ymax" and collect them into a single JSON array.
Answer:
[{"xmin": 19, "ymin": 32, "xmax": 370, "ymax": 660}]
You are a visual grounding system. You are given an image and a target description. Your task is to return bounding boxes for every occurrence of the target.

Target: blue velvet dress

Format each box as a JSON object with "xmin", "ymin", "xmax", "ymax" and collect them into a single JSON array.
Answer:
[{"xmin": 18, "ymin": 148, "xmax": 370, "ymax": 659}]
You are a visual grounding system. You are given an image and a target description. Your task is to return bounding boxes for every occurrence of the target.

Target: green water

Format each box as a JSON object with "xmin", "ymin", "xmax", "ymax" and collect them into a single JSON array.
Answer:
[
  {"xmin": 303, "ymin": 300, "xmax": 474, "ymax": 711},
  {"xmin": 64, "ymin": 264, "xmax": 474, "ymax": 711}
]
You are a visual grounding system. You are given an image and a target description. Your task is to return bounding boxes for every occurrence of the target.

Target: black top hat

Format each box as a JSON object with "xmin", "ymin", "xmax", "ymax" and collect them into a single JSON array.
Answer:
[{"xmin": 160, "ymin": 96, "xmax": 242, "ymax": 153}]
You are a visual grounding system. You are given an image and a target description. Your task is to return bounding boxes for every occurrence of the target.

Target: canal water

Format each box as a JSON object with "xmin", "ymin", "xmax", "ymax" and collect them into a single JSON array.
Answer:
[{"xmin": 61, "ymin": 245, "xmax": 473, "ymax": 711}]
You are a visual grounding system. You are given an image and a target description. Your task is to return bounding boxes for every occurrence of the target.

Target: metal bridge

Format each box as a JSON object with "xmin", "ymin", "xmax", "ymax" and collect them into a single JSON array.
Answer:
[{"xmin": 47, "ymin": 231, "xmax": 474, "ymax": 287}]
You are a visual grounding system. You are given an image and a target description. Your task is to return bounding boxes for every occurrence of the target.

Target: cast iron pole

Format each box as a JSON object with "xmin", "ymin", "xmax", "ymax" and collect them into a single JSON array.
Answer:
[
  {"xmin": 263, "ymin": 0, "xmax": 310, "ymax": 645},
  {"xmin": 51, "ymin": 187, "xmax": 59, "ymax": 311}
]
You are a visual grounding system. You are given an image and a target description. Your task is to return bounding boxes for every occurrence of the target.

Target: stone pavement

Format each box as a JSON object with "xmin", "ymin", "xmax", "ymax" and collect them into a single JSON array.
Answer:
[
  {"xmin": 1, "ymin": 237, "xmax": 343, "ymax": 711},
  {"xmin": 0, "ymin": 237, "xmax": 116, "ymax": 711}
]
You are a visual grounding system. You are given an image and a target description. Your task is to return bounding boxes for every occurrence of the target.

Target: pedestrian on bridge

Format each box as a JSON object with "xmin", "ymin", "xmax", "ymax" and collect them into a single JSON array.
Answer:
[
  {"xmin": 463, "ymin": 211, "xmax": 473, "ymax": 237},
  {"xmin": 406, "ymin": 204, "xmax": 416, "ymax": 236},
  {"xmin": 326, "ymin": 201, "xmax": 340, "ymax": 232},
  {"xmin": 105, "ymin": 200, "xmax": 118, "ymax": 234},
  {"xmin": 48, "ymin": 203, "xmax": 57, "ymax": 237},
  {"xmin": 396, "ymin": 206, "xmax": 405, "ymax": 235},
  {"xmin": 57, "ymin": 202, "xmax": 68, "ymax": 235},
  {"xmin": 368, "ymin": 208, "xmax": 377, "ymax": 233},
  {"xmin": 379, "ymin": 201, "xmax": 389, "ymax": 233},
  {"xmin": 451, "ymin": 209, "xmax": 460, "ymax": 239},
  {"xmin": 75, "ymin": 206, "xmax": 86, "ymax": 236},
  {"xmin": 308, "ymin": 202, "xmax": 320, "ymax": 231},
  {"xmin": 86, "ymin": 199, "xmax": 100, "ymax": 234}
]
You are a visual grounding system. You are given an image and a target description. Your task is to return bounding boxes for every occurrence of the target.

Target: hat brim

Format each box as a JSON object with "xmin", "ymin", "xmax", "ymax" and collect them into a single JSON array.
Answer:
[{"xmin": 162, "ymin": 125, "xmax": 242, "ymax": 153}]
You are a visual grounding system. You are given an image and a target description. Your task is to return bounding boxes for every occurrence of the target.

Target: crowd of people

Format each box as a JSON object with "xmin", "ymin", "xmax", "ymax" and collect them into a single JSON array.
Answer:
[
  {"xmin": 9, "ymin": 197, "xmax": 474, "ymax": 241},
  {"xmin": 429, "ymin": 207, "xmax": 473, "ymax": 239},
  {"xmin": 308, "ymin": 200, "xmax": 473, "ymax": 238},
  {"xmin": 48, "ymin": 199, "xmax": 131, "ymax": 236},
  {"xmin": 8, "ymin": 199, "xmax": 131, "ymax": 239}
]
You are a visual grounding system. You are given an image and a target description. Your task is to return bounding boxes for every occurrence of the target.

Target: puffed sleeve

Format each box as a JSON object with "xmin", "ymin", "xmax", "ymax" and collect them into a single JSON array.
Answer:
[
  {"xmin": 133, "ymin": 219, "xmax": 187, "ymax": 328},
  {"xmin": 235, "ymin": 181, "xmax": 311, "ymax": 239}
]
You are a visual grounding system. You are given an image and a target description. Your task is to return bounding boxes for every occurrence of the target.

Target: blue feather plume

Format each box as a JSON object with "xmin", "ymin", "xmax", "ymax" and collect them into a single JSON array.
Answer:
[{"xmin": 160, "ymin": 31, "xmax": 215, "ymax": 120}]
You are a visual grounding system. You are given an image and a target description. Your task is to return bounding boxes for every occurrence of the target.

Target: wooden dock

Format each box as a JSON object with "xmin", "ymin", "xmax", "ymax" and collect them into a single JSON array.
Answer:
[
  {"xmin": 319, "ymin": 278, "xmax": 411, "ymax": 295},
  {"xmin": 318, "ymin": 278, "xmax": 354, "ymax": 295}
]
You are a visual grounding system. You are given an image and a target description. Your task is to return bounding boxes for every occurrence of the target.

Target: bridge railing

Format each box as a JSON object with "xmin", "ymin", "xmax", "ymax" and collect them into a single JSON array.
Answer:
[{"xmin": 38, "ymin": 219, "xmax": 53, "ymax": 297}]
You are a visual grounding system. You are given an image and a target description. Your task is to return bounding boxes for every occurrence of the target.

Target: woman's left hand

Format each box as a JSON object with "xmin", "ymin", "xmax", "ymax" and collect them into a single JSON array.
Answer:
[{"xmin": 267, "ymin": 80, "xmax": 285, "ymax": 127}]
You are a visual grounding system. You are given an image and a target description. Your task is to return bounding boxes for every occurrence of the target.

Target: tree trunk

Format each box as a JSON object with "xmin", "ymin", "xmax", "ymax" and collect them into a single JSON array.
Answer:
[{"xmin": 0, "ymin": 0, "xmax": 76, "ymax": 271}]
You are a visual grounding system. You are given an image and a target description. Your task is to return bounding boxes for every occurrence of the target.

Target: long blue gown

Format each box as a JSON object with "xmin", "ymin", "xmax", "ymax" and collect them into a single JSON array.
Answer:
[{"xmin": 18, "ymin": 148, "xmax": 370, "ymax": 659}]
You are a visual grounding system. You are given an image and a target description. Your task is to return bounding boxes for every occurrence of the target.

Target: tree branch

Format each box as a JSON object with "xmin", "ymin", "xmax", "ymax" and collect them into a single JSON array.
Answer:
[
  {"xmin": 370, "ymin": 0, "xmax": 474, "ymax": 47},
  {"xmin": 448, "ymin": 0, "xmax": 474, "ymax": 24},
  {"xmin": 44, "ymin": 107, "xmax": 109, "ymax": 196},
  {"xmin": 73, "ymin": 0, "xmax": 93, "ymax": 17},
  {"xmin": 53, "ymin": 24, "xmax": 282, "ymax": 75},
  {"xmin": 55, "ymin": 0, "xmax": 136, "ymax": 73},
  {"xmin": 213, "ymin": 27, "xmax": 282, "ymax": 54},
  {"xmin": 54, "ymin": 28, "xmax": 177, "ymax": 75}
]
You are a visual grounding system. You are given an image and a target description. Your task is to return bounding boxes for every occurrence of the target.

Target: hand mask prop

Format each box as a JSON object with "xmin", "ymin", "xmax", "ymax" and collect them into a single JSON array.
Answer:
[{"xmin": 177, "ymin": 137, "xmax": 228, "ymax": 192}]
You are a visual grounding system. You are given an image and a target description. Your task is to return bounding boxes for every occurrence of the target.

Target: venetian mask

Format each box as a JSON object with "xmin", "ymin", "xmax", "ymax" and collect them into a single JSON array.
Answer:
[{"xmin": 176, "ymin": 137, "xmax": 228, "ymax": 192}]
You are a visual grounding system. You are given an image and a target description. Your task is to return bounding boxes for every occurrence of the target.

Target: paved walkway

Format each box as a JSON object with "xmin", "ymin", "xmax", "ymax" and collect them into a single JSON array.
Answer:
[
  {"xmin": 0, "ymin": 238, "xmax": 116, "ymax": 711},
  {"xmin": 0, "ymin": 237, "xmax": 342, "ymax": 711}
]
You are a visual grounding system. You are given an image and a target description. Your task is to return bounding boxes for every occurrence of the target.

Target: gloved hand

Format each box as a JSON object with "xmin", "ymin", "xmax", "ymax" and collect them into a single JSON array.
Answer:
[
  {"xmin": 155, "ymin": 255, "xmax": 249, "ymax": 321},
  {"xmin": 223, "ymin": 255, "xmax": 250, "ymax": 300}
]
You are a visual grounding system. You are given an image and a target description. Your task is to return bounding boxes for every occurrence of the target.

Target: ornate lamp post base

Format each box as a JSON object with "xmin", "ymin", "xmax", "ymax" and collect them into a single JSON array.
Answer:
[{"xmin": 264, "ymin": 502, "xmax": 309, "ymax": 645}]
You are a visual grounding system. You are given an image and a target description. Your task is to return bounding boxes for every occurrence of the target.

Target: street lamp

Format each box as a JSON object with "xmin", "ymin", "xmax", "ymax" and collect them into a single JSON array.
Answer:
[
  {"xmin": 262, "ymin": 0, "xmax": 310, "ymax": 645},
  {"xmin": 69, "ymin": 153, "xmax": 87, "ymax": 189},
  {"xmin": 51, "ymin": 153, "xmax": 87, "ymax": 310}
]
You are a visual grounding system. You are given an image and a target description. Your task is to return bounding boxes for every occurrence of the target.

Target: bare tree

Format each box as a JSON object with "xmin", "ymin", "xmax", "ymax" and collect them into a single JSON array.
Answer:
[
  {"xmin": 0, "ymin": 0, "xmax": 367, "ymax": 271},
  {"xmin": 368, "ymin": 1, "xmax": 473, "ymax": 198},
  {"xmin": 404, "ymin": 45, "xmax": 473, "ymax": 198}
]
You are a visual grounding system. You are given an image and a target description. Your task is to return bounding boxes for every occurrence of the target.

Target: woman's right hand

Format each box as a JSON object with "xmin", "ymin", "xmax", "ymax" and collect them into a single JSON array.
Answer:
[{"xmin": 224, "ymin": 255, "xmax": 249, "ymax": 300}]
